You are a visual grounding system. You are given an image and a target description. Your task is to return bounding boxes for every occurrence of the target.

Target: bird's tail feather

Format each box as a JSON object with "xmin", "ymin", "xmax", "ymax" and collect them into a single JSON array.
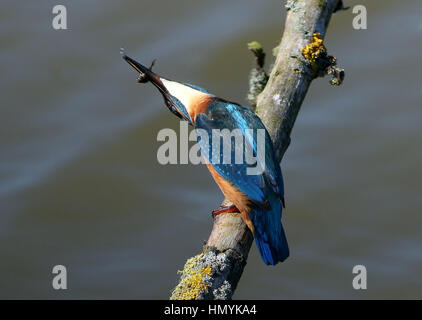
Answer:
[
  {"xmin": 252, "ymin": 199, "xmax": 289, "ymax": 265},
  {"xmin": 254, "ymin": 225, "xmax": 289, "ymax": 265}
]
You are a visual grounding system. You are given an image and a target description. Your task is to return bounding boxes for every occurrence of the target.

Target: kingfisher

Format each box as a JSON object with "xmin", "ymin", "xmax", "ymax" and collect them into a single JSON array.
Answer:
[{"xmin": 123, "ymin": 55, "xmax": 289, "ymax": 265}]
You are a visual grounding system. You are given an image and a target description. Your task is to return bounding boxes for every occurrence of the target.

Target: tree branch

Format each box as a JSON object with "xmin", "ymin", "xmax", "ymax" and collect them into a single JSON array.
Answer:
[{"xmin": 170, "ymin": 0, "xmax": 344, "ymax": 300}]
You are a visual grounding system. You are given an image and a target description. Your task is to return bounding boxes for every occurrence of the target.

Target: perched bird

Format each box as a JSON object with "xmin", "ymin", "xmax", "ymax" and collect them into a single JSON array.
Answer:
[{"xmin": 123, "ymin": 55, "xmax": 289, "ymax": 265}]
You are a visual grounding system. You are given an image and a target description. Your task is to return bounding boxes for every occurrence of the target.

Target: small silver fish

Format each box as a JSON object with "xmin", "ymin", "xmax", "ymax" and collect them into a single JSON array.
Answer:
[{"xmin": 137, "ymin": 59, "xmax": 156, "ymax": 83}]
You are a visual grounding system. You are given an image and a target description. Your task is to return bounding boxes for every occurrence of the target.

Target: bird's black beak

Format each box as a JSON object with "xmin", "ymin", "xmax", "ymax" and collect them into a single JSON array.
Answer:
[
  {"xmin": 123, "ymin": 55, "xmax": 166, "ymax": 92},
  {"xmin": 123, "ymin": 54, "xmax": 190, "ymax": 121}
]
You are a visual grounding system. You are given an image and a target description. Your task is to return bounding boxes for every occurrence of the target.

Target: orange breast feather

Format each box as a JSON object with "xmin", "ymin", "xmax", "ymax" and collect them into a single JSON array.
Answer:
[
  {"xmin": 190, "ymin": 95, "xmax": 212, "ymax": 124},
  {"xmin": 205, "ymin": 163, "xmax": 255, "ymax": 233}
]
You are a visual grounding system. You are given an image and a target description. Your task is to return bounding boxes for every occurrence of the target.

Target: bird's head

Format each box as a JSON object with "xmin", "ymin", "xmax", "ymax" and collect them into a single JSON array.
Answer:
[{"xmin": 123, "ymin": 55, "xmax": 213, "ymax": 124}]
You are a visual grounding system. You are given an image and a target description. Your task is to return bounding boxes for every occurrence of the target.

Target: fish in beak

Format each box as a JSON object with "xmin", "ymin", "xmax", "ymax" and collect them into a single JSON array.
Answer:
[{"xmin": 123, "ymin": 55, "xmax": 163, "ymax": 87}]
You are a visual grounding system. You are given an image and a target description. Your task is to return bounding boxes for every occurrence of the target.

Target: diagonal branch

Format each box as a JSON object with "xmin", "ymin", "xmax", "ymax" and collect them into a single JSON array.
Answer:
[{"xmin": 170, "ymin": 0, "xmax": 344, "ymax": 300}]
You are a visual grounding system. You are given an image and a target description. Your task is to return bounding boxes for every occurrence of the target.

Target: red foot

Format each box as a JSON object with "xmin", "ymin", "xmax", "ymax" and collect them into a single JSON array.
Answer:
[{"xmin": 212, "ymin": 204, "xmax": 240, "ymax": 218}]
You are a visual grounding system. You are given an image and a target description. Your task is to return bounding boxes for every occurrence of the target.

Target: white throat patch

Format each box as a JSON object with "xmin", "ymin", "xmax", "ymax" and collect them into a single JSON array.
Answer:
[{"xmin": 161, "ymin": 78, "xmax": 210, "ymax": 115}]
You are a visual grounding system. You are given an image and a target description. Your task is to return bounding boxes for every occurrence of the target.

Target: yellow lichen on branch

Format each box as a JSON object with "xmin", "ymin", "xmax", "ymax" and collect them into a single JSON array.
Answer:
[
  {"xmin": 301, "ymin": 32, "xmax": 344, "ymax": 85},
  {"xmin": 170, "ymin": 253, "xmax": 212, "ymax": 300},
  {"xmin": 301, "ymin": 32, "xmax": 327, "ymax": 71}
]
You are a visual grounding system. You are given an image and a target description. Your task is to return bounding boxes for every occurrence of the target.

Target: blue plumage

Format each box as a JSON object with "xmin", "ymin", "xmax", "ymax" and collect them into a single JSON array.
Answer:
[
  {"xmin": 252, "ymin": 191, "xmax": 289, "ymax": 265},
  {"xmin": 196, "ymin": 100, "xmax": 289, "ymax": 265}
]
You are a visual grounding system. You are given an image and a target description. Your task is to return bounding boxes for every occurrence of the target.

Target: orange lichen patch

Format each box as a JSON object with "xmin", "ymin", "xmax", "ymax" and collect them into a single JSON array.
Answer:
[{"xmin": 301, "ymin": 32, "xmax": 327, "ymax": 70}]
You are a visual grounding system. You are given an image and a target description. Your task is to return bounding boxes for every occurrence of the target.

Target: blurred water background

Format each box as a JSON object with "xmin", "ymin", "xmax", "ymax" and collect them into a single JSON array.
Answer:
[{"xmin": 0, "ymin": 0, "xmax": 421, "ymax": 299}]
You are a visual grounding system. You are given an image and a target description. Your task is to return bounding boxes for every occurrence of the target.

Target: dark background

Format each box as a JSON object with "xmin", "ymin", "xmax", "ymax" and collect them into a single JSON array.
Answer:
[{"xmin": 1, "ymin": 0, "xmax": 421, "ymax": 299}]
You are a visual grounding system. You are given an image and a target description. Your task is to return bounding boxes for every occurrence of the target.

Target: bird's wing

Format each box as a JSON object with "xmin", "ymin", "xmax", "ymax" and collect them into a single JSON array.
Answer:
[{"xmin": 195, "ymin": 103, "xmax": 284, "ymax": 207}]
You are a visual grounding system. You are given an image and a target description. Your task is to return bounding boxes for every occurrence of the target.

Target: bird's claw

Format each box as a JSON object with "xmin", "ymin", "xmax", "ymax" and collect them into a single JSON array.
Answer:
[{"xmin": 211, "ymin": 204, "xmax": 240, "ymax": 218}]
